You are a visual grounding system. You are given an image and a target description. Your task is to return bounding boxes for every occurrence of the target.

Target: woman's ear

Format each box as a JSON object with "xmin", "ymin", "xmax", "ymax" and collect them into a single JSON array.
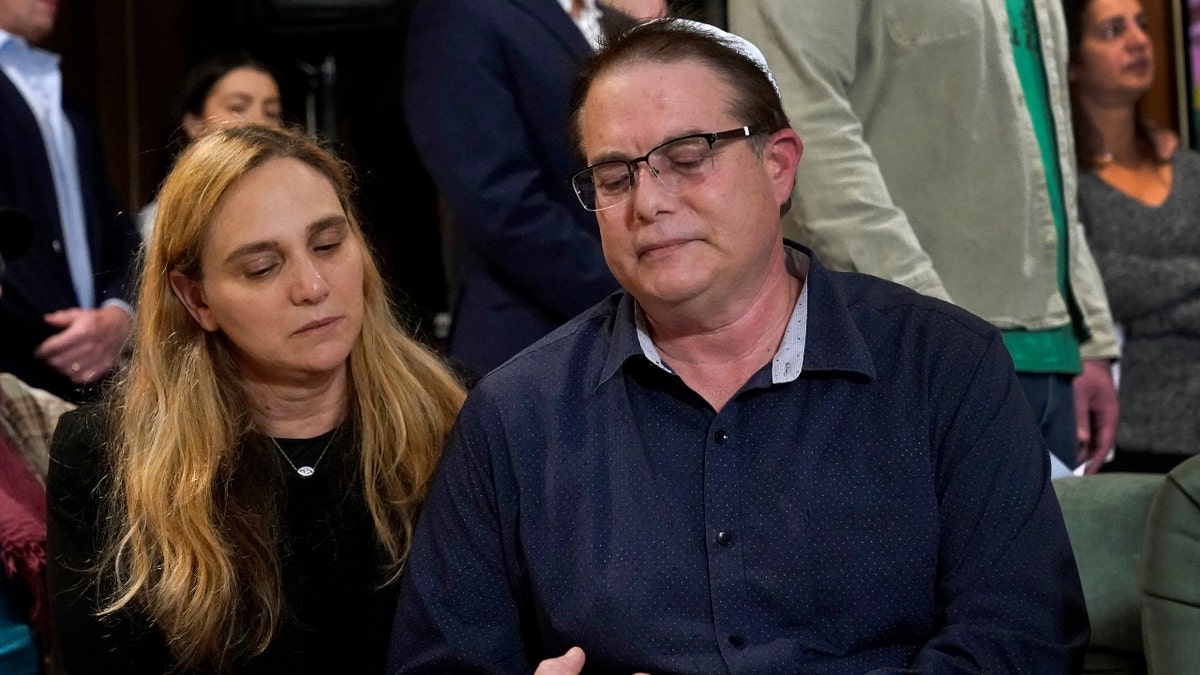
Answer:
[
  {"xmin": 169, "ymin": 270, "xmax": 218, "ymax": 332},
  {"xmin": 182, "ymin": 113, "xmax": 205, "ymax": 141}
]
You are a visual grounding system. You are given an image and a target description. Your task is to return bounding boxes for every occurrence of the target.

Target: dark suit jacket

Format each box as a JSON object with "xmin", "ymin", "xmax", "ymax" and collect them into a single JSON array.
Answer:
[
  {"xmin": 0, "ymin": 70, "xmax": 139, "ymax": 398},
  {"xmin": 405, "ymin": 0, "xmax": 626, "ymax": 377}
]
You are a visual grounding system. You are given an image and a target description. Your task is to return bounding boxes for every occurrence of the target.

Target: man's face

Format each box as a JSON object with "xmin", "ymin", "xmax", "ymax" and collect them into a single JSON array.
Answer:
[
  {"xmin": 0, "ymin": 0, "xmax": 58, "ymax": 43},
  {"xmin": 579, "ymin": 58, "xmax": 801, "ymax": 316}
]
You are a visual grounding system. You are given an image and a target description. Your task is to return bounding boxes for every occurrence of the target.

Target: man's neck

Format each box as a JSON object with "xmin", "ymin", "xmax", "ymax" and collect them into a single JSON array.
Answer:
[
  {"xmin": 241, "ymin": 364, "xmax": 350, "ymax": 438},
  {"xmin": 644, "ymin": 261, "xmax": 801, "ymax": 412}
]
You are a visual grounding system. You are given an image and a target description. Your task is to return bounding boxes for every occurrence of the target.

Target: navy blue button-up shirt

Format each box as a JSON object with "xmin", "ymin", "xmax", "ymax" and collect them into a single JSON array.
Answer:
[{"xmin": 389, "ymin": 245, "xmax": 1088, "ymax": 674}]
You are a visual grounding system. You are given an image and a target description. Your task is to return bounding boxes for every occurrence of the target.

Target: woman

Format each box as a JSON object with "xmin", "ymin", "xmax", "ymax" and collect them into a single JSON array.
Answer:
[
  {"xmin": 47, "ymin": 126, "xmax": 465, "ymax": 672},
  {"xmin": 1067, "ymin": 0, "xmax": 1200, "ymax": 472},
  {"xmin": 139, "ymin": 52, "xmax": 284, "ymax": 238}
]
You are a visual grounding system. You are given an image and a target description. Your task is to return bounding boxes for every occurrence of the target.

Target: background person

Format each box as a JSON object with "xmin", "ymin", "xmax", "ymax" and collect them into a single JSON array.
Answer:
[
  {"xmin": 0, "ymin": 210, "xmax": 74, "ymax": 675},
  {"xmin": 47, "ymin": 126, "xmax": 464, "ymax": 673},
  {"xmin": 729, "ymin": 0, "xmax": 1121, "ymax": 472},
  {"xmin": 0, "ymin": 0, "xmax": 139, "ymax": 401},
  {"xmin": 403, "ymin": 0, "xmax": 665, "ymax": 378},
  {"xmin": 1066, "ymin": 0, "xmax": 1200, "ymax": 473},
  {"xmin": 139, "ymin": 51, "xmax": 283, "ymax": 239}
]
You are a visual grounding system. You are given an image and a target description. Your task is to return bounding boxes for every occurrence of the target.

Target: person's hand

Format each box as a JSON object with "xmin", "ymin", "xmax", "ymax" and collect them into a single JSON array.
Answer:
[
  {"xmin": 535, "ymin": 647, "xmax": 587, "ymax": 675},
  {"xmin": 1073, "ymin": 359, "xmax": 1118, "ymax": 474},
  {"xmin": 533, "ymin": 647, "xmax": 650, "ymax": 675},
  {"xmin": 35, "ymin": 305, "xmax": 131, "ymax": 383}
]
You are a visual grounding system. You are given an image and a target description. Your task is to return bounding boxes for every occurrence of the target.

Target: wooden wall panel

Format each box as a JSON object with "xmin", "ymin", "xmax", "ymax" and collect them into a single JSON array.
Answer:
[{"xmin": 1142, "ymin": 0, "xmax": 1181, "ymax": 134}]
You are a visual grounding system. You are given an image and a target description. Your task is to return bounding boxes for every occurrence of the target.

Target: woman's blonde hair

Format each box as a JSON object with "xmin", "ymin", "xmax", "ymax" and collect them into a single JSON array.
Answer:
[{"xmin": 100, "ymin": 125, "xmax": 464, "ymax": 669}]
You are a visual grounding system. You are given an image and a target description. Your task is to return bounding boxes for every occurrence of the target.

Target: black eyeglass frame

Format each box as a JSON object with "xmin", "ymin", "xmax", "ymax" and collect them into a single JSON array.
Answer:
[{"xmin": 570, "ymin": 125, "xmax": 763, "ymax": 211}]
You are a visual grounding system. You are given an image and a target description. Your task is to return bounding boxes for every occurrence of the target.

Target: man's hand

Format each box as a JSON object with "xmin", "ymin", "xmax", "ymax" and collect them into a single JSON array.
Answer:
[
  {"xmin": 534, "ymin": 647, "xmax": 650, "ymax": 675},
  {"xmin": 535, "ymin": 647, "xmax": 587, "ymax": 675},
  {"xmin": 1073, "ymin": 359, "xmax": 1118, "ymax": 474},
  {"xmin": 34, "ymin": 305, "xmax": 131, "ymax": 384}
]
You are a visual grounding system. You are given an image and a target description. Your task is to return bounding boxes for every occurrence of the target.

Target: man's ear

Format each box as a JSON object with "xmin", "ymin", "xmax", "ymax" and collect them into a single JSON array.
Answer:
[
  {"xmin": 168, "ymin": 270, "xmax": 218, "ymax": 332},
  {"xmin": 763, "ymin": 128, "xmax": 804, "ymax": 207}
]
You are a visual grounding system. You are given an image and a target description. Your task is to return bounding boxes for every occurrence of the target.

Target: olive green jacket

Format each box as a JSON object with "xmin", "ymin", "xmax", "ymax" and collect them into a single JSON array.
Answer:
[{"xmin": 731, "ymin": 0, "xmax": 1119, "ymax": 359}]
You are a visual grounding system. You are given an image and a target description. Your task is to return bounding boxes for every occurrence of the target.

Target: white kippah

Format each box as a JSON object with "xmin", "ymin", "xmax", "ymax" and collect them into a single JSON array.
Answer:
[{"xmin": 643, "ymin": 18, "xmax": 781, "ymax": 97}]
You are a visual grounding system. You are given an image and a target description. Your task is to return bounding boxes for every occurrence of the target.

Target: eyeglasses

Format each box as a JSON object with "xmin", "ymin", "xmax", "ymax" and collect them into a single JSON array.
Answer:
[{"xmin": 571, "ymin": 126, "xmax": 762, "ymax": 212}]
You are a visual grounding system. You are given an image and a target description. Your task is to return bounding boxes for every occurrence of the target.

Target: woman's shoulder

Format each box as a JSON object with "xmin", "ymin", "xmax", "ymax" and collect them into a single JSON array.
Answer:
[
  {"xmin": 49, "ymin": 403, "xmax": 114, "ymax": 489},
  {"xmin": 1152, "ymin": 126, "xmax": 1179, "ymax": 162}
]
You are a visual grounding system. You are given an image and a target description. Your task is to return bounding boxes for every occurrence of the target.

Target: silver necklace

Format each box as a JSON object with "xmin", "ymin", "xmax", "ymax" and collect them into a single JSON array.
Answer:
[{"xmin": 269, "ymin": 431, "xmax": 335, "ymax": 477}]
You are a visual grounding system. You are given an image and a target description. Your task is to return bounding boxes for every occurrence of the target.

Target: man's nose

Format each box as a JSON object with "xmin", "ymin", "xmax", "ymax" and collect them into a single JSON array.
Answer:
[{"xmin": 630, "ymin": 160, "xmax": 669, "ymax": 219}]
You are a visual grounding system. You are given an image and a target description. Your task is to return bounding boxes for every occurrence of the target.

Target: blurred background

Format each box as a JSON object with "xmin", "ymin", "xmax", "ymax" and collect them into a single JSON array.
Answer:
[{"xmin": 42, "ymin": 0, "xmax": 1191, "ymax": 339}]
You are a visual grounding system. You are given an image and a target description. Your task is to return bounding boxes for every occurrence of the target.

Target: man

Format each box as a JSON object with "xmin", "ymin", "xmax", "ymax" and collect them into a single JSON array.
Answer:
[
  {"xmin": 389, "ymin": 20, "xmax": 1087, "ymax": 673},
  {"xmin": 404, "ymin": 0, "xmax": 663, "ymax": 378},
  {"xmin": 0, "ymin": 0, "xmax": 138, "ymax": 401},
  {"xmin": 729, "ymin": 0, "xmax": 1119, "ymax": 472}
]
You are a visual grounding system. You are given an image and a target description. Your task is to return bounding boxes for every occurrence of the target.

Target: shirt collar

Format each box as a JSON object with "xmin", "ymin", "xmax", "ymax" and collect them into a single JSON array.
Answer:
[
  {"xmin": 0, "ymin": 27, "xmax": 59, "ymax": 76},
  {"xmin": 599, "ymin": 241, "xmax": 876, "ymax": 387},
  {"xmin": 557, "ymin": 0, "xmax": 602, "ymax": 50}
]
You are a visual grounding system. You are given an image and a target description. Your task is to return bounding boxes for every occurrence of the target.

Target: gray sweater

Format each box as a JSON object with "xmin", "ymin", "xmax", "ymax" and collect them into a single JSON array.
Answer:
[{"xmin": 1079, "ymin": 149, "xmax": 1200, "ymax": 456}]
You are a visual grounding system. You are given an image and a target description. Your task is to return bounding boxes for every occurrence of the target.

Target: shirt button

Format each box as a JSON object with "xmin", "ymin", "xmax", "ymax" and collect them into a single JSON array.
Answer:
[
  {"xmin": 716, "ymin": 530, "xmax": 732, "ymax": 546},
  {"xmin": 714, "ymin": 429, "xmax": 728, "ymax": 444},
  {"xmin": 51, "ymin": 239, "xmax": 63, "ymax": 253},
  {"xmin": 728, "ymin": 633, "xmax": 745, "ymax": 648}
]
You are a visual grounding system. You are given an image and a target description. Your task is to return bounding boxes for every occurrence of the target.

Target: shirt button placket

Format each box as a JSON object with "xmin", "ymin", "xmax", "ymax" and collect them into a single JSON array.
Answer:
[{"xmin": 705, "ymin": 414, "xmax": 748, "ymax": 668}]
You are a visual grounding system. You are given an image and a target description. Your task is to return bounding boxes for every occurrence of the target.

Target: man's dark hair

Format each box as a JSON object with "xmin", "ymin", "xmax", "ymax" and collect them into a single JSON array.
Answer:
[{"xmin": 568, "ymin": 18, "xmax": 791, "ymax": 159}]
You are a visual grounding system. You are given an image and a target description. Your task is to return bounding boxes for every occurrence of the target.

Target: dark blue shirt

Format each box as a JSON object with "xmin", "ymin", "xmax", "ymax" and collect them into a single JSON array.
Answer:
[{"xmin": 389, "ymin": 245, "xmax": 1088, "ymax": 674}]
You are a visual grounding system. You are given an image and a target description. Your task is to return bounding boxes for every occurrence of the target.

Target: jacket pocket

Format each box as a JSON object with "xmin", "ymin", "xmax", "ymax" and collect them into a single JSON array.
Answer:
[{"xmin": 885, "ymin": 0, "xmax": 985, "ymax": 46}]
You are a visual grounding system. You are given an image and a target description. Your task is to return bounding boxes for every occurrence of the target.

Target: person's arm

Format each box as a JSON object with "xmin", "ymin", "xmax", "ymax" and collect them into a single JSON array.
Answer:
[
  {"xmin": 729, "ymin": 0, "xmax": 950, "ymax": 301},
  {"xmin": 1084, "ymin": 249, "xmax": 1200, "ymax": 325},
  {"xmin": 873, "ymin": 332, "xmax": 1088, "ymax": 672},
  {"xmin": 34, "ymin": 110, "xmax": 137, "ymax": 384},
  {"xmin": 404, "ymin": 1, "xmax": 617, "ymax": 322},
  {"xmin": 387, "ymin": 392, "xmax": 533, "ymax": 674},
  {"xmin": 46, "ymin": 408, "xmax": 171, "ymax": 674},
  {"xmin": 65, "ymin": 107, "xmax": 140, "ymax": 308}
]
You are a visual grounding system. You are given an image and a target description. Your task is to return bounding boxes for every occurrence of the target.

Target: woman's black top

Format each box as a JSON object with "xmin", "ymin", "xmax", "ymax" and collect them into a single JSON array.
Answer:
[{"xmin": 46, "ymin": 406, "xmax": 400, "ymax": 674}]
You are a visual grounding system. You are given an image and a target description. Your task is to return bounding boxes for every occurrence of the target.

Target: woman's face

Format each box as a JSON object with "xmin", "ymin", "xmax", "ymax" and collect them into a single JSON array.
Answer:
[
  {"xmin": 184, "ymin": 67, "xmax": 282, "ymax": 140},
  {"xmin": 1071, "ymin": 0, "xmax": 1154, "ymax": 104},
  {"xmin": 170, "ymin": 157, "xmax": 365, "ymax": 386}
]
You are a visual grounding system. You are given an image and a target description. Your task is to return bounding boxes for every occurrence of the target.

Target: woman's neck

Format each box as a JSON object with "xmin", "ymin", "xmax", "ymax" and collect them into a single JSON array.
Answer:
[
  {"xmin": 1081, "ymin": 96, "xmax": 1174, "ymax": 207},
  {"xmin": 242, "ymin": 365, "xmax": 350, "ymax": 438},
  {"xmin": 1081, "ymin": 96, "xmax": 1148, "ymax": 165}
]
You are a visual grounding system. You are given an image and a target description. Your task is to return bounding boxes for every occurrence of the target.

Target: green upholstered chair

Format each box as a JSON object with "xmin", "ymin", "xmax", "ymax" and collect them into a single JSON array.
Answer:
[
  {"xmin": 1054, "ymin": 473, "xmax": 1164, "ymax": 674},
  {"xmin": 1140, "ymin": 454, "xmax": 1200, "ymax": 674}
]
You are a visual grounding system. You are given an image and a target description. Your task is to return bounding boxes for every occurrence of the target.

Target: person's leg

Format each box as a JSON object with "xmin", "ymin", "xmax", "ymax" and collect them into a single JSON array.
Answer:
[{"xmin": 1017, "ymin": 373, "xmax": 1077, "ymax": 468}]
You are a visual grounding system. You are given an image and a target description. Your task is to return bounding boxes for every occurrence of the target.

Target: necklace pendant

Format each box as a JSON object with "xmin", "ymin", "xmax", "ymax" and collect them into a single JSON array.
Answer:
[{"xmin": 297, "ymin": 466, "xmax": 315, "ymax": 477}]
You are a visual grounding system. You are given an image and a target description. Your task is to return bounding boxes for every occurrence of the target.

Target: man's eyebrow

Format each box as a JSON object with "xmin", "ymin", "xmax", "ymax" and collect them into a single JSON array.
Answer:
[{"xmin": 588, "ymin": 128, "xmax": 709, "ymax": 164}]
